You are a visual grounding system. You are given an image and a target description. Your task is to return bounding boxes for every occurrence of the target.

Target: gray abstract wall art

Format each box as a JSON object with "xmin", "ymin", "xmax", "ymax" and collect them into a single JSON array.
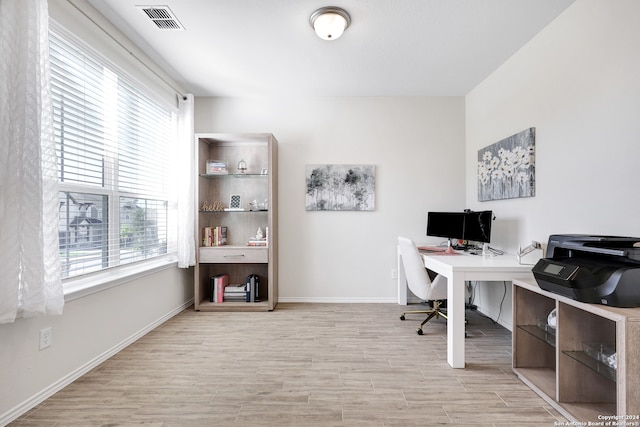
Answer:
[{"xmin": 306, "ymin": 164, "xmax": 376, "ymax": 211}]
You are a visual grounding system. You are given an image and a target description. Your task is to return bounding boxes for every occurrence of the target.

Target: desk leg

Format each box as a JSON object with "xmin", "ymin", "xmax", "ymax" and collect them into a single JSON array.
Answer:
[
  {"xmin": 447, "ymin": 273, "xmax": 466, "ymax": 368},
  {"xmin": 397, "ymin": 249, "xmax": 407, "ymax": 305}
]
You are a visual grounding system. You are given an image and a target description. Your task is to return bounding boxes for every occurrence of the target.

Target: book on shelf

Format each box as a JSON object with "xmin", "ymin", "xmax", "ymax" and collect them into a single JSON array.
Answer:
[
  {"xmin": 216, "ymin": 226, "xmax": 227, "ymax": 246},
  {"xmin": 223, "ymin": 283, "xmax": 246, "ymax": 294},
  {"xmin": 245, "ymin": 274, "xmax": 260, "ymax": 303},
  {"xmin": 202, "ymin": 226, "xmax": 227, "ymax": 247},
  {"xmin": 216, "ymin": 274, "xmax": 229, "ymax": 303},
  {"xmin": 209, "ymin": 274, "xmax": 229, "ymax": 303},
  {"xmin": 202, "ymin": 227, "xmax": 210, "ymax": 246}
]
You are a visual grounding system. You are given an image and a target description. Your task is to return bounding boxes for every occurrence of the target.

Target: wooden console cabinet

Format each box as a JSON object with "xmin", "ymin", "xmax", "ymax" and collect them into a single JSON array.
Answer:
[{"xmin": 513, "ymin": 278, "xmax": 640, "ymax": 422}]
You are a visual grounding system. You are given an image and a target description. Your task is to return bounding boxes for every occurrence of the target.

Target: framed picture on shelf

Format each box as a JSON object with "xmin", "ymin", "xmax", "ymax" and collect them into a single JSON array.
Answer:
[{"xmin": 229, "ymin": 194, "xmax": 241, "ymax": 209}]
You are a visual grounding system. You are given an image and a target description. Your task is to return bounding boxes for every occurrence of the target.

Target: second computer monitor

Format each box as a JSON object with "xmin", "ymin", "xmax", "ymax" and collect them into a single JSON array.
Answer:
[{"xmin": 463, "ymin": 210, "xmax": 493, "ymax": 243}]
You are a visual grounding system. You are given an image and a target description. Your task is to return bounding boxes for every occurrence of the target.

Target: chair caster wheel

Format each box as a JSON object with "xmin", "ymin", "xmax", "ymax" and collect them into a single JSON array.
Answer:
[
  {"xmin": 400, "ymin": 315, "xmax": 405, "ymax": 321},
  {"xmin": 417, "ymin": 329, "xmax": 423, "ymax": 335}
]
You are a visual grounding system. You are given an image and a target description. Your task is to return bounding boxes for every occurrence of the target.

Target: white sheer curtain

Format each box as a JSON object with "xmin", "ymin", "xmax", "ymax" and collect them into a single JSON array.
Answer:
[
  {"xmin": 176, "ymin": 94, "xmax": 196, "ymax": 268},
  {"xmin": 0, "ymin": 0, "xmax": 64, "ymax": 323}
]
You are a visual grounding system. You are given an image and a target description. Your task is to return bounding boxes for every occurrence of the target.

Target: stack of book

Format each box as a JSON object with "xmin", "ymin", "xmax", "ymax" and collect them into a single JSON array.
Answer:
[
  {"xmin": 202, "ymin": 226, "xmax": 227, "ymax": 246},
  {"xmin": 206, "ymin": 160, "xmax": 228, "ymax": 174},
  {"xmin": 247, "ymin": 237, "xmax": 267, "ymax": 246},
  {"xmin": 209, "ymin": 274, "xmax": 229, "ymax": 303},
  {"xmin": 247, "ymin": 226, "xmax": 268, "ymax": 246},
  {"xmin": 223, "ymin": 283, "xmax": 247, "ymax": 301}
]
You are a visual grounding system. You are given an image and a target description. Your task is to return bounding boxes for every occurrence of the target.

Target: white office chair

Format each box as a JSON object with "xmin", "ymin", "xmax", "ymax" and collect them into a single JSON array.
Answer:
[{"xmin": 398, "ymin": 236, "xmax": 467, "ymax": 335}]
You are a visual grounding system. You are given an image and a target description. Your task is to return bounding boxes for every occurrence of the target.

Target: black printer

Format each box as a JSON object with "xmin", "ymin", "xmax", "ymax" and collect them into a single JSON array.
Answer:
[{"xmin": 532, "ymin": 234, "xmax": 640, "ymax": 307}]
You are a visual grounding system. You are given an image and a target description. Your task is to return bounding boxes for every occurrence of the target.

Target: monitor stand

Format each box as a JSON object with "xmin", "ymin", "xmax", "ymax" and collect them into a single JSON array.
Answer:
[{"xmin": 444, "ymin": 239, "xmax": 457, "ymax": 254}]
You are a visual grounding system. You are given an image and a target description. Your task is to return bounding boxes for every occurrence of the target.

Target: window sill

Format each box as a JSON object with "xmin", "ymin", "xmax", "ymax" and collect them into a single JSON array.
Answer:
[{"xmin": 63, "ymin": 256, "xmax": 179, "ymax": 302}]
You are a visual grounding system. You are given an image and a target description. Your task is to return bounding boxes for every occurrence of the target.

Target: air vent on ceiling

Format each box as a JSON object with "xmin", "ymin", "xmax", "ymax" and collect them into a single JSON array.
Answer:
[{"xmin": 138, "ymin": 5, "xmax": 185, "ymax": 30}]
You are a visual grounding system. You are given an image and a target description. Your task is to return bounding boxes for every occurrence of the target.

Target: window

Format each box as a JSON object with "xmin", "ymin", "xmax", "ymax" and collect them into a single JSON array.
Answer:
[{"xmin": 50, "ymin": 28, "xmax": 177, "ymax": 280}]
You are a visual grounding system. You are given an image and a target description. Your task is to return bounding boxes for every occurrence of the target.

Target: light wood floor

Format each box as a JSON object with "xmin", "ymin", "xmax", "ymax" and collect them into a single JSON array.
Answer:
[{"xmin": 10, "ymin": 303, "xmax": 567, "ymax": 426}]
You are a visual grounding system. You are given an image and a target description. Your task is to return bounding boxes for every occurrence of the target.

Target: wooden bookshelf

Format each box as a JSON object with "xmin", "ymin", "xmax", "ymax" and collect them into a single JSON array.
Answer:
[{"xmin": 194, "ymin": 133, "xmax": 278, "ymax": 311}]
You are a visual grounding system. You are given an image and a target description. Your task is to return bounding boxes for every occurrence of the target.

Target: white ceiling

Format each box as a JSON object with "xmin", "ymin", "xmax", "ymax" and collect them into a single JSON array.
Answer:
[{"xmin": 86, "ymin": 0, "xmax": 575, "ymax": 97}]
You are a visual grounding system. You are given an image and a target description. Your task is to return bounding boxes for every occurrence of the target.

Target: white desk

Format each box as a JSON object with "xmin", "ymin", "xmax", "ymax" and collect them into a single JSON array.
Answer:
[{"xmin": 397, "ymin": 249, "xmax": 534, "ymax": 368}]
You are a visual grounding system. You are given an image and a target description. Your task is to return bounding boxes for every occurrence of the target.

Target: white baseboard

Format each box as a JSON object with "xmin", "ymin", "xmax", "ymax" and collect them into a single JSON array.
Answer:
[
  {"xmin": 477, "ymin": 307, "xmax": 513, "ymax": 331},
  {"xmin": 277, "ymin": 297, "xmax": 397, "ymax": 304},
  {"xmin": 0, "ymin": 298, "xmax": 194, "ymax": 427}
]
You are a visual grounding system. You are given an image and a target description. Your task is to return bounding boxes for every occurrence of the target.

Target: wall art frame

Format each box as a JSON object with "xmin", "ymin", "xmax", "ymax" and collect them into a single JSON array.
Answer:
[
  {"xmin": 477, "ymin": 127, "xmax": 536, "ymax": 202},
  {"xmin": 305, "ymin": 164, "xmax": 376, "ymax": 211}
]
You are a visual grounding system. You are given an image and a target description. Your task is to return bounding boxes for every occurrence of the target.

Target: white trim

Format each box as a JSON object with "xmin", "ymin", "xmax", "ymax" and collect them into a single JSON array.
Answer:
[
  {"xmin": 0, "ymin": 299, "xmax": 193, "ymax": 426},
  {"xmin": 63, "ymin": 256, "xmax": 179, "ymax": 302},
  {"xmin": 277, "ymin": 297, "xmax": 397, "ymax": 304}
]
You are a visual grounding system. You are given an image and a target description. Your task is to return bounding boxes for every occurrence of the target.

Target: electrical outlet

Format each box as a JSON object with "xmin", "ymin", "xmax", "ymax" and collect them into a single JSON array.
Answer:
[
  {"xmin": 39, "ymin": 327, "xmax": 52, "ymax": 350},
  {"xmin": 391, "ymin": 269, "xmax": 398, "ymax": 279}
]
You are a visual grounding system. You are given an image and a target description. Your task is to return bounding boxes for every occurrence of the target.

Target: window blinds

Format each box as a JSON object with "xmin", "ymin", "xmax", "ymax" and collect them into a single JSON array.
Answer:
[{"xmin": 50, "ymin": 29, "xmax": 176, "ymax": 279}]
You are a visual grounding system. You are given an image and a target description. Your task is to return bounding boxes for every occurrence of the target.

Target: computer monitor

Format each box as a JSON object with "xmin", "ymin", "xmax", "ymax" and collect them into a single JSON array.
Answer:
[
  {"xmin": 463, "ymin": 210, "xmax": 493, "ymax": 244},
  {"xmin": 426, "ymin": 212, "xmax": 465, "ymax": 253}
]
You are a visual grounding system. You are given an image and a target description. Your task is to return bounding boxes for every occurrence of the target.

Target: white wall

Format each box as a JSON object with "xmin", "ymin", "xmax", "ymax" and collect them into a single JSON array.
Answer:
[
  {"xmin": 195, "ymin": 96, "xmax": 466, "ymax": 302},
  {"xmin": 465, "ymin": 0, "xmax": 640, "ymax": 325}
]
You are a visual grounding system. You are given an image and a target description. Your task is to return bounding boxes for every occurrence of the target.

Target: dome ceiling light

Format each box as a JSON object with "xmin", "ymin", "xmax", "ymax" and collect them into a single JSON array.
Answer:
[{"xmin": 309, "ymin": 6, "xmax": 351, "ymax": 41}]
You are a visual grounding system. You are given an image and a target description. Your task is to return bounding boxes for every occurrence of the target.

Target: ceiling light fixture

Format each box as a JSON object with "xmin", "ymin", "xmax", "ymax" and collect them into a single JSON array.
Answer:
[{"xmin": 309, "ymin": 6, "xmax": 351, "ymax": 41}]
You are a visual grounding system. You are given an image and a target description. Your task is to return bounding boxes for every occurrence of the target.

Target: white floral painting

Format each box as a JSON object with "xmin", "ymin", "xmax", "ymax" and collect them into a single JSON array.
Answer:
[
  {"xmin": 477, "ymin": 128, "xmax": 535, "ymax": 201},
  {"xmin": 306, "ymin": 164, "xmax": 375, "ymax": 211}
]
